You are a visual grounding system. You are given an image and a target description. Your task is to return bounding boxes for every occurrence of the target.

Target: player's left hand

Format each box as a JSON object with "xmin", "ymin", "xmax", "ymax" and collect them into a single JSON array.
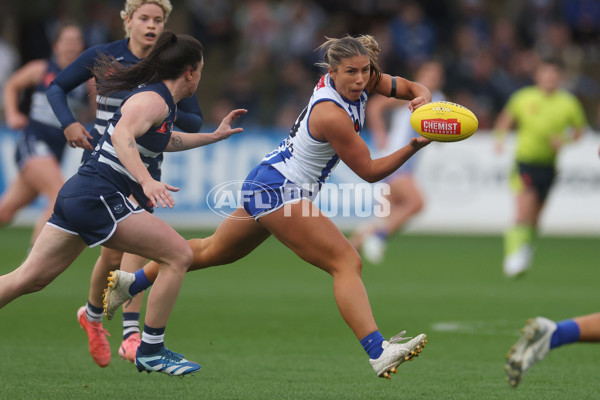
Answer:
[
  {"xmin": 212, "ymin": 109, "xmax": 247, "ymax": 141},
  {"xmin": 409, "ymin": 136, "xmax": 431, "ymax": 150},
  {"xmin": 408, "ymin": 97, "xmax": 429, "ymax": 112}
]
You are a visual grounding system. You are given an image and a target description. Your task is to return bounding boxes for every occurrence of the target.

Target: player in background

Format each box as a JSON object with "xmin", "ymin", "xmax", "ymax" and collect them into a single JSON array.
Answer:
[
  {"xmin": 46, "ymin": 0, "xmax": 204, "ymax": 367},
  {"xmin": 494, "ymin": 59, "xmax": 586, "ymax": 277},
  {"xmin": 105, "ymin": 34, "xmax": 431, "ymax": 379},
  {"xmin": 350, "ymin": 61, "xmax": 445, "ymax": 264},
  {"xmin": 0, "ymin": 23, "xmax": 91, "ymax": 249},
  {"xmin": 505, "ymin": 313, "xmax": 600, "ymax": 387},
  {"xmin": 0, "ymin": 31, "xmax": 245, "ymax": 376}
]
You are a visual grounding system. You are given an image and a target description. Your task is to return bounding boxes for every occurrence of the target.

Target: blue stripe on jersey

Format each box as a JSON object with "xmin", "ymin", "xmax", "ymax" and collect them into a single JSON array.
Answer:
[{"xmin": 318, "ymin": 154, "xmax": 340, "ymax": 184}]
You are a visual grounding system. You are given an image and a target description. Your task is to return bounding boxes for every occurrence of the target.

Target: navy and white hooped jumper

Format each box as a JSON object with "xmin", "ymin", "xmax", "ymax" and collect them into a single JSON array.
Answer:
[
  {"xmin": 47, "ymin": 81, "xmax": 176, "ymax": 247},
  {"xmin": 242, "ymin": 74, "xmax": 368, "ymax": 219},
  {"xmin": 47, "ymin": 39, "xmax": 203, "ymax": 164}
]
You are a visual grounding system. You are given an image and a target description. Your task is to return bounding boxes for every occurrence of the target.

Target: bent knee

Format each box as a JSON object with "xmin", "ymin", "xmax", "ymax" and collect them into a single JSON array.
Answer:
[
  {"xmin": 170, "ymin": 241, "xmax": 194, "ymax": 270},
  {"xmin": 331, "ymin": 249, "xmax": 363, "ymax": 276}
]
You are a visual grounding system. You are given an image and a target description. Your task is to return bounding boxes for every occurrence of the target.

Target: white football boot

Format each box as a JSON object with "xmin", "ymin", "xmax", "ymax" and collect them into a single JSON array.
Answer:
[
  {"xmin": 503, "ymin": 245, "xmax": 533, "ymax": 277},
  {"xmin": 369, "ymin": 331, "xmax": 427, "ymax": 379},
  {"xmin": 505, "ymin": 317, "xmax": 557, "ymax": 387},
  {"xmin": 103, "ymin": 270, "xmax": 135, "ymax": 320},
  {"xmin": 362, "ymin": 234, "xmax": 386, "ymax": 265}
]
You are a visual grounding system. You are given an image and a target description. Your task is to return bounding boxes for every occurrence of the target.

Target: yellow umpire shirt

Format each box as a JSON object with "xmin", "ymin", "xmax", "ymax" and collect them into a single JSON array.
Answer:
[{"xmin": 506, "ymin": 86, "xmax": 587, "ymax": 166}]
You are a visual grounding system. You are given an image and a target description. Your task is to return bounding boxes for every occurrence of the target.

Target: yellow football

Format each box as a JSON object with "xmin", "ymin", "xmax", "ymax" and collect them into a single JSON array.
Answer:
[{"xmin": 409, "ymin": 101, "xmax": 478, "ymax": 142}]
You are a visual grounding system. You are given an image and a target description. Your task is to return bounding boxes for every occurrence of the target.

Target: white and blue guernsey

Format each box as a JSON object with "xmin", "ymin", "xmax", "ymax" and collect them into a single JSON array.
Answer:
[{"xmin": 242, "ymin": 73, "xmax": 368, "ymax": 219}]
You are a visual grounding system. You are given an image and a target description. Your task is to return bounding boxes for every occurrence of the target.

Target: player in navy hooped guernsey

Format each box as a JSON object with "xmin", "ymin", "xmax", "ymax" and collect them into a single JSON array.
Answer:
[
  {"xmin": 0, "ymin": 31, "xmax": 246, "ymax": 376},
  {"xmin": 45, "ymin": 0, "xmax": 205, "ymax": 369}
]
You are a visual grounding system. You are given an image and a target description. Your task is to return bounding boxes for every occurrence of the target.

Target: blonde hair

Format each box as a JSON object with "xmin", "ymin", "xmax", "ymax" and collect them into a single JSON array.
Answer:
[
  {"xmin": 316, "ymin": 34, "xmax": 382, "ymax": 86},
  {"xmin": 120, "ymin": 0, "xmax": 173, "ymax": 37}
]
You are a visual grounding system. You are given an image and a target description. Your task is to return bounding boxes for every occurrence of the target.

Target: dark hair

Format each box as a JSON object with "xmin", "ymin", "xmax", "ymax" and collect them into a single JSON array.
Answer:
[
  {"xmin": 539, "ymin": 57, "xmax": 565, "ymax": 71},
  {"xmin": 51, "ymin": 21, "xmax": 82, "ymax": 44},
  {"xmin": 92, "ymin": 31, "xmax": 203, "ymax": 96}
]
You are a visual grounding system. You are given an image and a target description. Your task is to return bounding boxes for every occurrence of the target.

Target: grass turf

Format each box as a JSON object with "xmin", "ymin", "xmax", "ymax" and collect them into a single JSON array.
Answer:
[{"xmin": 1, "ymin": 227, "xmax": 599, "ymax": 399}]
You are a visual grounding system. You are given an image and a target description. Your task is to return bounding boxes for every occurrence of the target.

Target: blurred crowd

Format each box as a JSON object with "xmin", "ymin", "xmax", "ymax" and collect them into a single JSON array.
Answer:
[{"xmin": 1, "ymin": 0, "xmax": 600, "ymax": 132}]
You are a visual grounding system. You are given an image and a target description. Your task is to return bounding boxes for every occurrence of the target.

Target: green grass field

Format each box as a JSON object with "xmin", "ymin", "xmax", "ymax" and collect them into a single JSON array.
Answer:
[{"xmin": 1, "ymin": 227, "xmax": 599, "ymax": 399}]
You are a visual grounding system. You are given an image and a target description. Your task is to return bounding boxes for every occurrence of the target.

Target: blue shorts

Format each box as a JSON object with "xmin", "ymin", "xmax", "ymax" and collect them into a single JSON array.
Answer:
[
  {"xmin": 81, "ymin": 128, "xmax": 102, "ymax": 164},
  {"xmin": 15, "ymin": 120, "xmax": 67, "ymax": 170},
  {"xmin": 241, "ymin": 163, "xmax": 316, "ymax": 220},
  {"xmin": 47, "ymin": 172, "xmax": 143, "ymax": 247}
]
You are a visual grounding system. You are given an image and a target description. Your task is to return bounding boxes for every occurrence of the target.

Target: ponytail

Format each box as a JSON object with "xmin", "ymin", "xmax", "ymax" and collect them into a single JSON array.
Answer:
[{"xmin": 92, "ymin": 31, "xmax": 203, "ymax": 96}]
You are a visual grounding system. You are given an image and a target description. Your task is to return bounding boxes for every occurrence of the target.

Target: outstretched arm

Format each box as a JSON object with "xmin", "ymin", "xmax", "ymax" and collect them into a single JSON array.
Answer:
[{"xmin": 165, "ymin": 109, "xmax": 246, "ymax": 152}]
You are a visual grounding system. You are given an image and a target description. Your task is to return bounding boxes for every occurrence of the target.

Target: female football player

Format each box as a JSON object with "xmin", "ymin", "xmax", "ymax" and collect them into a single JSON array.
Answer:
[
  {"xmin": 1, "ymin": 23, "xmax": 90, "ymax": 248},
  {"xmin": 105, "ymin": 34, "xmax": 431, "ymax": 379},
  {"xmin": 0, "ymin": 31, "xmax": 245, "ymax": 376},
  {"xmin": 46, "ymin": 0, "xmax": 204, "ymax": 367}
]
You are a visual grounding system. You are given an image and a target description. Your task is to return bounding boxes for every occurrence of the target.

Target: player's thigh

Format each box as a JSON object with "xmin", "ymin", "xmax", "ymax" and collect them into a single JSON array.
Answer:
[
  {"xmin": 18, "ymin": 224, "xmax": 87, "ymax": 286},
  {"xmin": 259, "ymin": 200, "xmax": 358, "ymax": 273},
  {"xmin": 104, "ymin": 212, "xmax": 191, "ymax": 265},
  {"xmin": 20, "ymin": 157, "xmax": 64, "ymax": 198}
]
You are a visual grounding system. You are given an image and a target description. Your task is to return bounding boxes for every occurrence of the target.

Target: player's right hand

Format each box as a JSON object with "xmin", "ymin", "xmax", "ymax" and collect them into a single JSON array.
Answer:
[
  {"xmin": 142, "ymin": 179, "xmax": 180, "ymax": 209},
  {"xmin": 64, "ymin": 122, "xmax": 94, "ymax": 150}
]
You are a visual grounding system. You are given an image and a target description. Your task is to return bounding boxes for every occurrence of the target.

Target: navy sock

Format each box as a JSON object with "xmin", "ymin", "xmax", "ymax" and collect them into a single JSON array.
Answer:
[
  {"xmin": 138, "ymin": 325, "xmax": 165, "ymax": 355},
  {"xmin": 86, "ymin": 301, "xmax": 104, "ymax": 322},
  {"xmin": 360, "ymin": 330, "xmax": 385, "ymax": 359},
  {"xmin": 122, "ymin": 312, "xmax": 140, "ymax": 340},
  {"xmin": 128, "ymin": 269, "xmax": 152, "ymax": 296},
  {"xmin": 550, "ymin": 319, "xmax": 580, "ymax": 349}
]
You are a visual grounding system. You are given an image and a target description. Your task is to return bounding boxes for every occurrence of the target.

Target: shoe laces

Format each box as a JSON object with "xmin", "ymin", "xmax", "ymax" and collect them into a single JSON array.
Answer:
[
  {"xmin": 389, "ymin": 330, "xmax": 413, "ymax": 344},
  {"xmin": 161, "ymin": 349, "xmax": 185, "ymax": 363},
  {"xmin": 88, "ymin": 320, "xmax": 111, "ymax": 338}
]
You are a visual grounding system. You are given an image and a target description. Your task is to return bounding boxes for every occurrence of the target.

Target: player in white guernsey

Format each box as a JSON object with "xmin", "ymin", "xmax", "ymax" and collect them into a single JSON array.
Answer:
[
  {"xmin": 351, "ymin": 61, "xmax": 446, "ymax": 264},
  {"xmin": 105, "ymin": 34, "xmax": 432, "ymax": 379},
  {"xmin": 0, "ymin": 23, "xmax": 90, "ymax": 248}
]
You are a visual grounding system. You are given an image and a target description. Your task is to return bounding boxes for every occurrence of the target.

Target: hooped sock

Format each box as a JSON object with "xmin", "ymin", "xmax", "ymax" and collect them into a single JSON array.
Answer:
[
  {"xmin": 128, "ymin": 269, "xmax": 152, "ymax": 296},
  {"xmin": 86, "ymin": 301, "xmax": 104, "ymax": 323},
  {"xmin": 360, "ymin": 330, "xmax": 385, "ymax": 359},
  {"xmin": 138, "ymin": 325, "xmax": 165, "ymax": 355},
  {"xmin": 123, "ymin": 312, "xmax": 140, "ymax": 340},
  {"xmin": 550, "ymin": 319, "xmax": 580, "ymax": 349}
]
